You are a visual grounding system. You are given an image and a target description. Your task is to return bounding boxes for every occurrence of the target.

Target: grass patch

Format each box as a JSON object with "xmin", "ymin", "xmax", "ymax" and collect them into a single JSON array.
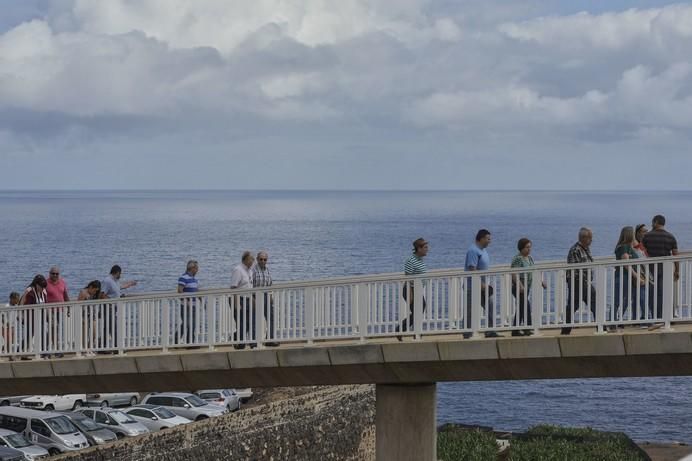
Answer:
[
  {"xmin": 509, "ymin": 425, "xmax": 649, "ymax": 461},
  {"xmin": 438, "ymin": 425, "xmax": 498, "ymax": 461},
  {"xmin": 436, "ymin": 424, "xmax": 649, "ymax": 461}
]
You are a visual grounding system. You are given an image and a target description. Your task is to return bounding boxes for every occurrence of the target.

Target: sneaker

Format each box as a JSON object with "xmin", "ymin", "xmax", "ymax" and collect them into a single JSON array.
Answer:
[
  {"xmin": 511, "ymin": 331, "xmax": 523, "ymax": 337},
  {"xmin": 484, "ymin": 331, "xmax": 502, "ymax": 338},
  {"xmin": 233, "ymin": 344, "xmax": 246, "ymax": 350}
]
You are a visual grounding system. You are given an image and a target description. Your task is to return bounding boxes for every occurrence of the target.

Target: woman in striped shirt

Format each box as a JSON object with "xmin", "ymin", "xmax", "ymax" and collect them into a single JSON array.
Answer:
[{"xmin": 397, "ymin": 238, "xmax": 428, "ymax": 340}]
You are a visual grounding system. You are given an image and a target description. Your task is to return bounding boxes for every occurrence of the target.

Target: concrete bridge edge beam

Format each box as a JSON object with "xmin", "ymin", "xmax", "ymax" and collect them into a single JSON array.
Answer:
[{"xmin": 376, "ymin": 382, "xmax": 436, "ymax": 461}]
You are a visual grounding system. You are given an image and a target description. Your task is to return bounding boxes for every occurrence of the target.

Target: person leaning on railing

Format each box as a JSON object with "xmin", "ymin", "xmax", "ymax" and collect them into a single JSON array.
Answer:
[
  {"xmin": 396, "ymin": 238, "xmax": 428, "ymax": 341},
  {"xmin": 562, "ymin": 228, "xmax": 596, "ymax": 335},
  {"xmin": 642, "ymin": 214, "xmax": 679, "ymax": 321},
  {"xmin": 614, "ymin": 226, "xmax": 649, "ymax": 330},
  {"xmin": 77, "ymin": 280, "xmax": 107, "ymax": 356}
]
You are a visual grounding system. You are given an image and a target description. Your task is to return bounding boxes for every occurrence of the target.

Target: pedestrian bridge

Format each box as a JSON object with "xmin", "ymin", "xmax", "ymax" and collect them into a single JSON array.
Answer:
[{"xmin": 1, "ymin": 254, "xmax": 691, "ymax": 460}]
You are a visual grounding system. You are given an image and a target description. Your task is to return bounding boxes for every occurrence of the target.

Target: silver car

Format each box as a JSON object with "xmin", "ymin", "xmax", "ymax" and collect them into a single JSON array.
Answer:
[
  {"xmin": 141, "ymin": 393, "xmax": 225, "ymax": 421},
  {"xmin": 62, "ymin": 412, "xmax": 117, "ymax": 446},
  {"xmin": 86, "ymin": 393, "xmax": 139, "ymax": 409},
  {"xmin": 124, "ymin": 405, "xmax": 191, "ymax": 431},
  {"xmin": 195, "ymin": 389, "xmax": 240, "ymax": 413},
  {"xmin": 76, "ymin": 408, "xmax": 149, "ymax": 439},
  {"xmin": 0, "ymin": 446, "xmax": 24, "ymax": 461},
  {"xmin": 0, "ymin": 428, "xmax": 48, "ymax": 460}
]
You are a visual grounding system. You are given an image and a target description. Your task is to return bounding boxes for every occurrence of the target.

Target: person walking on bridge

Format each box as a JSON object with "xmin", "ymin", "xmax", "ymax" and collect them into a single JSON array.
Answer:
[
  {"xmin": 101, "ymin": 265, "xmax": 137, "ymax": 350},
  {"xmin": 397, "ymin": 238, "xmax": 428, "ymax": 341},
  {"xmin": 465, "ymin": 230, "xmax": 500, "ymax": 338},
  {"xmin": 562, "ymin": 227, "xmax": 596, "ymax": 335},
  {"xmin": 231, "ymin": 251, "xmax": 255, "ymax": 349}
]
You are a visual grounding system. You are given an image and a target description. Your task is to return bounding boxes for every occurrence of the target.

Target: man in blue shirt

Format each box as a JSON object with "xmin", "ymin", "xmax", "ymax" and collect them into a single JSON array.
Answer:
[
  {"xmin": 177, "ymin": 260, "xmax": 199, "ymax": 345},
  {"xmin": 465, "ymin": 229, "xmax": 500, "ymax": 338}
]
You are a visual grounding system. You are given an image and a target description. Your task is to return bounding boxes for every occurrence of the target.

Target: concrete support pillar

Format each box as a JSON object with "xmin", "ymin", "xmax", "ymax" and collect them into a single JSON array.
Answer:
[{"xmin": 376, "ymin": 383, "xmax": 436, "ymax": 461}]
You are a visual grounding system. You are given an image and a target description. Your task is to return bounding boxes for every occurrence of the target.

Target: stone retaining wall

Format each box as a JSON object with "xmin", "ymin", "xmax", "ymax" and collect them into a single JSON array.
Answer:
[{"xmin": 55, "ymin": 385, "xmax": 375, "ymax": 461}]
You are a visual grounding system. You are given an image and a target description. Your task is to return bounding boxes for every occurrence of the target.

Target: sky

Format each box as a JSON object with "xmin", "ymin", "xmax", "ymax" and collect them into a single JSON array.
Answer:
[{"xmin": 1, "ymin": 0, "xmax": 691, "ymax": 190}]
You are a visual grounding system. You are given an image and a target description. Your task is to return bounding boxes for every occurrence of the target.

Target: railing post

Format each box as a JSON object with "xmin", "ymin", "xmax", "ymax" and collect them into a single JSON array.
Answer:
[
  {"xmin": 413, "ymin": 278, "xmax": 424, "ymax": 340},
  {"xmin": 34, "ymin": 307, "xmax": 41, "ymax": 360},
  {"xmin": 357, "ymin": 284, "xmax": 369, "ymax": 342},
  {"xmin": 305, "ymin": 288, "xmax": 314, "ymax": 344},
  {"xmin": 471, "ymin": 275, "xmax": 481, "ymax": 338},
  {"xmin": 556, "ymin": 270, "xmax": 565, "ymax": 324},
  {"xmin": 255, "ymin": 291, "xmax": 265, "ymax": 349},
  {"xmin": 162, "ymin": 300, "xmax": 170, "ymax": 353},
  {"xmin": 595, "ymin": 267, "xmax": 607, "ymax": 334},
  {"xmin": 449, "ymin": 278, "xmax": 459, "ymax": 329},
  {"xmin": 117, "ymin": 301, "xmax": 126, "ymax": 355},
  {"xmin": 73, "ymin": 303, "xmax": 83, "ymax": 357},
  {"xmin": 207, "ymin": 295, "xmax": 216, "ymax": 350},
  {"xmin": 531, "ymin": 270, "xmax": 543, "ymax": 336},
  {"xmin": 663, "ymin": 261, "xmax": 675, "ymax": 330}
]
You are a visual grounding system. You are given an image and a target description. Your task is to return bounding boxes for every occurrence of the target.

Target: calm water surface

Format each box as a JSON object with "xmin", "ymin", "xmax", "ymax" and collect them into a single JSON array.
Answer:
[{"xmin": 1, "ymin": 190, "xmax": 691, "ymax": 442}]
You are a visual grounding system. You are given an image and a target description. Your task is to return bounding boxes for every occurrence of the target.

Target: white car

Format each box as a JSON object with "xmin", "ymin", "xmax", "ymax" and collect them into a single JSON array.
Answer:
[
  {"xmin": 195, "ymin": 389, "xmax": 240, "ymax": 413},
  {"xmin": 233, "ymin": 389, "xmax": 253, "ymax": 403},
  {"xmin": 19, "ymin": 395, "xmax": 86, "ymax": 412},
  {"xmin": 124, "ymin": 405, "xmax": 191, "ymax": 431},
  {"xmin": 86, "ymin": 393, "xmax": 139, "ymax": 409}
]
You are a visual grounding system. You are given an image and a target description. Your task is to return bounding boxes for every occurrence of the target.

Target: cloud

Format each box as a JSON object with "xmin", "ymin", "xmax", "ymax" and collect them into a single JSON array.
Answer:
[{"xmin": 0, "ymin": 1, "xmax": 691, "ymax": 189}]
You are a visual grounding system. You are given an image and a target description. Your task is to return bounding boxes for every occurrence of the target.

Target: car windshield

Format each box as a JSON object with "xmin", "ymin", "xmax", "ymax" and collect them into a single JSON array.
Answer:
[
  {"xmin": 185, "ymin": 395, "xmax": 208, "ymax": 407},
  {"xmin": 153, "ymin": 408, "xmax": 176, "ymax": 419},
  {"xmin": 74, "ymin": 417, "xmax": 101, "ymax": 432},
  {"xmin": 199, "ymin": 392, "xmax": 221, "ymax": 400},
  {"xmin": 5, "ymin": 433, "xmax": 31, "ymax": 448},
  {"xmin": 109, "ymin": 411, "xmax": 136, "ymax": 424},
  {"xmin": 45, "ymin": 416, "xmax": 77, "ymax": 435}
]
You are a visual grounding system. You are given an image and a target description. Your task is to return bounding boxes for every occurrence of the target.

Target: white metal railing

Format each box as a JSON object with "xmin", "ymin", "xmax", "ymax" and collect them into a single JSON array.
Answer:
[{"xmin": 1, "ymin": 255, "xmax": 691, "ymax": 358}]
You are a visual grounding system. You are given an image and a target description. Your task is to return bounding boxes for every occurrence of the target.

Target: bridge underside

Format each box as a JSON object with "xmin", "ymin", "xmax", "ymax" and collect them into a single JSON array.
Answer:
[{"xmin": 2, "ymin": 327, "xmax": 692, "ymax": 394}]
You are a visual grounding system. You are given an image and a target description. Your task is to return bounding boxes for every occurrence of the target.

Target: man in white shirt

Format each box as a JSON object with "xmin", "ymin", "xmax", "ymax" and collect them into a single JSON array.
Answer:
[{"xmin": 230, "ymin": 251, "xmax": 255, "ymax": 349}]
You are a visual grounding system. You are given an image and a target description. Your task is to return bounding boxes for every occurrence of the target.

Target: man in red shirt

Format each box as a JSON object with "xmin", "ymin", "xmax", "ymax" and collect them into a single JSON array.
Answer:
[{"xmin": 45, "ymin": 266, "xmax": 69, "ymax": 358}]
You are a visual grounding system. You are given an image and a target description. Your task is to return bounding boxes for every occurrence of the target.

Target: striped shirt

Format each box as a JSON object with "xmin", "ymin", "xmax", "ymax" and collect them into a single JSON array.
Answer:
[
  {"xmin": 566, "ymin": 242, "xmax": 593, "ymax": 285},
  {"xmin": 252, "ymin": 266, "xmax": 273, "ymax": 288},
  {"xmin": 642, "ymin": 229, "xmax": 677, "ymax": 258},
  {"xmin": 177, "ymin": 272, "xmax": 199, "ymax": 293},
  {"xmin": 404, "ymin": 254, "xmax": 426, "ymax": 275}
]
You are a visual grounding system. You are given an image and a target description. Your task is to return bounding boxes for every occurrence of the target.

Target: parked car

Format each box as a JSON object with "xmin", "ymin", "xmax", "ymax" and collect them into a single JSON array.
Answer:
[
  {"xmin": 86, "ymin": 393, "xmax": 139, "ymax": 409},
  {"xmin": 123, "ymin": 405, "xmax": 191, "ymax": 431},
  {"xmin": 0, "ymin": 428, "xmax": 49, "ymax": 460},
  {"xmin": 141, "ymin": 393, "xmax": 225, "ymax": 421},
  {"xmin": 0, "ymin": 407, "xmax": 89, "ymax": 455},
  {"xmin": 19, "ymin": 395, "xmax": 86, "ymax": 412},
  {"xmin": 194, "ymin": 389, "xmax": 240, "ymax": 413},
  {"xmin": 0, "ymin": 446, "xmax": 24, "ymax": 461},
  {"xmin": 233, "ymin": 388, "xmax": 253, "ymax": 403},
  {"xmin": 61, "ymin": 412, "xmax": 117, "ymax": 446},
  {"xmin": 75, "ymin": 408, "xmax": 149, "ymax": 439},
  {"xmin": 0, "ymin": 398, "xmax": 30, "ymax": 408}
]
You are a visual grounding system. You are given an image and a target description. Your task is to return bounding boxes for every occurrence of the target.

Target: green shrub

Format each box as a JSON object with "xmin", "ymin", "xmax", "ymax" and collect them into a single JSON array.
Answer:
[
  {"xmin": 509, "ymin": 425, "xmax": 648, "ymax": 461},
  {"xmin": 437, "ymin": 427, "xmax": 498, "ymax": 461}
]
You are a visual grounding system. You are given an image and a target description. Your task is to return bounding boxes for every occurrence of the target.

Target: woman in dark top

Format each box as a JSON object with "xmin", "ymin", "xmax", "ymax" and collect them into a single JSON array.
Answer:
[
  {"xmin": 78, "ymin": 280, "xmax": 107, "ymax": 355},
  {"xmin": 18, "ymin": 274, "xmax": 48, "ymax": 357},
  {"xmin": 614, "ymin": 226, "xmax": 648, "ymax": 329}
]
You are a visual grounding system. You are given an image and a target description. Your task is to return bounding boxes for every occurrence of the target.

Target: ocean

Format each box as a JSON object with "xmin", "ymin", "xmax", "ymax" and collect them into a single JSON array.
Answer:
[{"xmin": 1, "ymin": 190, "xmax": 691, "ymax": 442}]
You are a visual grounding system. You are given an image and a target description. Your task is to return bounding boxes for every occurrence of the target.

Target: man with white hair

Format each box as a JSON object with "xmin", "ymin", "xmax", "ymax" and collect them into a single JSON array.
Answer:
[
  {"xmin": 562, "ymin": 227, "xmax": 596, "ymax": 335},
  {"xmin": 252, "ymin": 251, "xmax": 278, "ymax": 347}
]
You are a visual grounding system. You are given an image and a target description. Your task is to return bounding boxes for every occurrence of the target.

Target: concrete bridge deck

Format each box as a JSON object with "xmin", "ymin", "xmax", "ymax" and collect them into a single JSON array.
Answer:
[{"xmin": 3, "ymin": 324, "xmax": 692, "ymax": 395}]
